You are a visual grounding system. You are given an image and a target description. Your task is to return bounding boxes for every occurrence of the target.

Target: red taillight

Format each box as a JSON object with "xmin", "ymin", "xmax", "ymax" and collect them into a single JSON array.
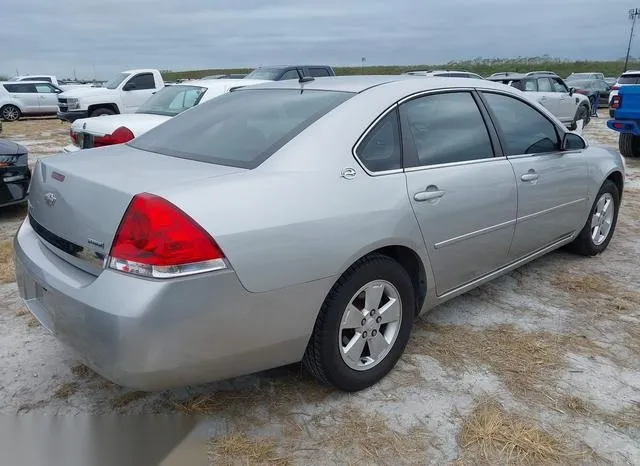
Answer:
[
  {"xmin": 613, "ymin": 122, "xmax": 624, "ymax": 129},
  {"xmin": 70, "ymin": 128, "xmax": 78, "ymax": 144},
  {"xmin": 93, "ymin": 126, "xmax": 135, "ymax": 148},
  {"xmin": 612, "ymin": 85, "xmax": 620, "ymax": 90},
  {"xmin": 611, "ymin": 95, "xmax": 622, "ymax": 109},
  {"xmin": 108, "ymin": 193, "xmax": 226, "ymax": 278},
  {"xmin": 575, "ymin": 89, "xmax": 587, "ymax": 95}
]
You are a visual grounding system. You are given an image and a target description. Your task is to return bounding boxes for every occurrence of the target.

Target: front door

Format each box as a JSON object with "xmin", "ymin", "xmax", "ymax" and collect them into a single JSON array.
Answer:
[
  {"xmin": 400, "ymin": 91, "xmax": 517, "ymax": 295},
  {"xmin": 121, "ymin": 73, "xmax": 157, "ymax": 112},
  {"xmin": 480, "ymin": 91, "xmax": 589, "ymax": 259},
  {"xmin": 550, "ymin": 77, "xmax": 577, "ymax": 122},
  {"xmin": 34, "ymin": 83, "xmax": 60, "ymax": 113}
]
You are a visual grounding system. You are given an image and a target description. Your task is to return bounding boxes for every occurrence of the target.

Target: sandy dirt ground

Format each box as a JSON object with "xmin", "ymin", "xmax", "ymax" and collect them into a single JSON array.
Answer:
[{"xmin": 0, "ymin": 115, "xmax": 639, "ymax": 465}]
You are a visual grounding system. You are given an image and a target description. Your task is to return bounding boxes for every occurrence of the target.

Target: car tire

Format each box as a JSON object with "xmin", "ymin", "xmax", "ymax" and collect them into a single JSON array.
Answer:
[
  {"xmin": 619, "ymin": 133, "xmax": 640, "ymax": 157},
  {"xmin": 567, "ymin": 180, "xmax": 620, "ymax": 256},
  {"xmin": 303, "ymin": 254, "xmax": 415, "ymax": 392},
  {"xmin": 90, "ymin": 107, "xmax": 116, "ymax": 117},
  {"xmin": 573, "ymin": 104, "xmax": 590, "ymax": 129},
  {"xmin": 1, "ymin": 105, "xmax": 21, "ymax": 121}
]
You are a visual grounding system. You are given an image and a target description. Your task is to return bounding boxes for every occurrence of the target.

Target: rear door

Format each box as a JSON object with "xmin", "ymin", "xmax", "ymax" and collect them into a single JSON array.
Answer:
[
  {"xmin": 34, "ymin": 83, "xmax": 60, "ymax": 113},
  {"xmin": 401, "ymin": 91, "xmax": 517, "ymax": 295},
  {"xmin": 3, "ymin": 83, "xmax": 39, "ymax": 113},
  {"xmin": 535, "ymin": 77, "xmax": 562, "ymax": 117},
  {"xmin": 121, "ymin": 73, "xmax": 157, "ymax": 112},
  {"xmin": 480, "ymin": 91, "xmax": 588, "ymax": 259}
]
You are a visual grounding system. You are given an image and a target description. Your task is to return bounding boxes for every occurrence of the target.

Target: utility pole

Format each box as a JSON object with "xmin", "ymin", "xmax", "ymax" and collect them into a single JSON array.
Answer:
[
  {"xmin": 361, "ymin": 57, "xmax": 366, "ymax": 73},
  {"xmin": 624, "ymin": 8, "xmax": 640, "ymax": 72}
]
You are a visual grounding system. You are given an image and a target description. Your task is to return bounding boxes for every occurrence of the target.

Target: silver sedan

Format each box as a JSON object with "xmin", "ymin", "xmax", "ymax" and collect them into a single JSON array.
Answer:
[{"xmin": 14, "ymin": 76, "xmax": 624, "ymax": 391}]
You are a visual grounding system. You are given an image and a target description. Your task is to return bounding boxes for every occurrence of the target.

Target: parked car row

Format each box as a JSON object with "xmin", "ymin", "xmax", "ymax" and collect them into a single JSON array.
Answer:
[{"xmin": 10, "ymin": 73, "xmax": 625, "ymax": 392}]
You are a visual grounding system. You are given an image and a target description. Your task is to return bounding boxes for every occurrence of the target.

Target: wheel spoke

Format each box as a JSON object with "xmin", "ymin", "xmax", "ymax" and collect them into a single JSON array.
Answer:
[
  {"xmin": 600, "ymin": 218, "xmax": 612, "ymax": 237},
  {"xmin": 378, "ymin": 298, "xmax": 400, "ymax": 324},
  {"xmin": 596, "ymin": 196, "xmax": 606, "ymax": 213},
  {"xmin": 343, "ymin": 334, "xmax": 366, "ymax": 363},
  {"xmin": 342, "ymin": 304, "xmax": 365, "ymax": 329},
  {"xmin": 364, "ymin": 283, "xmax": 385, "ymax": 311},
  {"xmin": 368, "ymin": 333, "xmax": 389, "ymax": 360},
  {"xmin": 591, "ymin": 212, "xmax": 600, "ymax": 228},
  {"xmin": 602, "ymin": 198, "xmax": 611, "ymax": 216},
  {"xmin": 591, "ymin": 225, "xmax": 600, "ymax": 242}
]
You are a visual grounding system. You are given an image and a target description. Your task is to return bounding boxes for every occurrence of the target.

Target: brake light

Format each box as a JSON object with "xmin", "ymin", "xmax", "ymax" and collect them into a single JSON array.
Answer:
[
  {"xmin": 108, "ymin": 193, "xmax": 226, "ymax": 278},
  {"xmin": 613, "ymin": 122, "xmax": 624, "ymax": 129},
  {"xmin": 575, "ymin": 89, "xmax": 587, "ymax": 95},
  {"xmin": 69, "ymin": 128, "xmax": 77, "ymax": 144},
  {"xmin": 93, "ymin": 126, "xmax": 135, "ymax": 147},
  {"xmin": 611, "ymin": 95, "xmax": 622, "ymax": 109}
]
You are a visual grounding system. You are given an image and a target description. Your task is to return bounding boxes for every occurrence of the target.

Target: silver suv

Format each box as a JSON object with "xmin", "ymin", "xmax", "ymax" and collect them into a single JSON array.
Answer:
[
  {"xmin": 0, "ymin": 81, "xmax": 63, "ymax": 121},
  {"xmin": 486, "ymin": 73, "xmax": 591, "ymax": 129}
]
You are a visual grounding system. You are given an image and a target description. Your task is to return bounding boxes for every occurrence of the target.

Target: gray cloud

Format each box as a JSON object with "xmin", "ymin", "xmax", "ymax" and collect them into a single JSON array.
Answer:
[{"xmin": 0, "ymin": 0, "xmax": 636, "ymax": 79}]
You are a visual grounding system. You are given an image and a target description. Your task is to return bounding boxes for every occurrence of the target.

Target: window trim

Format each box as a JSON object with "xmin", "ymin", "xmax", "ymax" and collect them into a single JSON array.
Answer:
[
  {"xmin": 476, "ymin": 89, "xmax": 564, "ymax": 158},
  {"xmin": 352, "ymin": 104, "xmax": 404, "ymax": 176},
  {"xmin": 398, "ymin": 89, "xmax": 501, "ymax": 170}
]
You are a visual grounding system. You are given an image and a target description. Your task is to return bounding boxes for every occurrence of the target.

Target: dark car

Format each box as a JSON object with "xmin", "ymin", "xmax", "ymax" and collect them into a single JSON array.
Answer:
[
  {"xmin": 567, "ymin": 78, "xmax": 611, "ymax": 108},
  {"xmin": 0, "ymin": 139, "xmax": 30, "ymax": 207},
  {"xmin": 244, "ymin": 65, "xmax": 336, "ymax": 81}
]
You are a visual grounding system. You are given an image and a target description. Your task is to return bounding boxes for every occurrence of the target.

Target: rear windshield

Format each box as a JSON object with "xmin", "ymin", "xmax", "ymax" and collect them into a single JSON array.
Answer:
[
  {"xmin": 618, "ymin": 75, "xmax": 640, "ymax": 84},
  {"xmin": 136, "ymin": 85, "xmax": 207, "ymax": 116},
  {"xmin": 129, "ymin": 89, "xmax": 354, "ymax": 169}
]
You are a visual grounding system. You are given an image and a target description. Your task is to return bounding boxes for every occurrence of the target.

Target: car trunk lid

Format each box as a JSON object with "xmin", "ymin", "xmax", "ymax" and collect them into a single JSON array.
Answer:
[{"xmin": 28, "ymin": 145, "xmax": 245, "ymax": 275}]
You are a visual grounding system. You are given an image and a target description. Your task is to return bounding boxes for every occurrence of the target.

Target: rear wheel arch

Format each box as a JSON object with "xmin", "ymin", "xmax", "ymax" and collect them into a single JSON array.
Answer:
[
  {"xmin": 331, "ymin": 245, "xmax": 428, "ymax": 316},
  {"xmin": 88, "ymin": 103, "xmax": 119, "ymax": 116}
]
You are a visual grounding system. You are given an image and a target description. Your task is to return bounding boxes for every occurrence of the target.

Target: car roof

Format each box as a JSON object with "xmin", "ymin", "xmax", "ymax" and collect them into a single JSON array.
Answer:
[
  {"xmin": 252, "ymin": 65, "xmax": 333, "ymax": 69},
  {"xmin": 0, "ymin": 80, "xmax": 54, "ymax": 85},
  {"xmin": 122, "ymin": 69, "xmax": 159, "ymax": 74},
  {"xmin": 236, "ymin": 75, "xmax": 516, "ymax": 94},
  {"xmin": 180, "ymin": 78, "xmax": 268, "ymax": 89},
  {"xmin": 621, "ymin": 70, "xmax": 640, "ymax": 76}
]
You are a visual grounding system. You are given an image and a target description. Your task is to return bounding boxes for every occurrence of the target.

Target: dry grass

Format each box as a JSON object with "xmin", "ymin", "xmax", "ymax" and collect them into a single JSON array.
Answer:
[
  {"xmin": 554, "ymin": 273, "xmax": 612, "ymax": 295},
  {"xmin": 109, "ymin": 391, "xmax": 148, "ymax": 409},
  {"xmin": 563, "ymin": 396, "xmax": 592, "ymax": 415},
  {"xmin": 411, "ymin": 323, "xmax": 605, "ymax": 399},
  {"xmin": 209, "ymin": 434, "xmax": 292, "ymax": 466},
  {"xmin": 53, "ymin": 382, "xmax": 79, "ymax": 399},
  {"xmin": 70, "ymin": 364, "xmax": 98, "ymax": 379},
  {"xmin": 310, "ymin": 406, "xmax": 430, "ymax": 464},
  {"xmin": 457, "ymin": 399, "xmax": 584, "ymax": 465},
  {"xmin": 26, "ymin": 314, "xmax": 39, "ymax": 328},
  {"xmin": 14, "ymin": 307, "xmax": 28, "ymax": 317},
  {"xmin": 0, "ymin": 239, "xmax": 15, "ymax": 283}
]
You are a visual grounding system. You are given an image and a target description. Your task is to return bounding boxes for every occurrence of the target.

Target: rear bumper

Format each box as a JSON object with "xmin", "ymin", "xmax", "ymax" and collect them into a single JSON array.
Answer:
[
  {"xmin": 57, "ymin": 110, "xmax": 88, "ymax": 123},
  {"xmin": 14, "ymin": 220, "xmax": 330, "ymax": 390},
  {"xmin": 0, "ymin": 167, "xmax": 30, "ymax": 207},
  {"xmin": 606, "ymin": 119, "xmax": 640, "ymax": 136}
]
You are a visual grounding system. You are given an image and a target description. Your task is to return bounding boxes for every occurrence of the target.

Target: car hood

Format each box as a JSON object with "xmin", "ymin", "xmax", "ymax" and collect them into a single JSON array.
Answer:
[
  {"xmin": 0, "ymin": 138, "xmax": 28, "ymax": 156},
  {"xmin": 59, "ymin": 87, "xmax": 114, "ymax": 99},
  {"xmin": 71, "ymin": 113, "xmax": 172, "ymax": 137}
]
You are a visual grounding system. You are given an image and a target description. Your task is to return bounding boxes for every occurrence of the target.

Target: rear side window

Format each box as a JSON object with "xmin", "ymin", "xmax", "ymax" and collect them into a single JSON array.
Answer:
[
  {"xmin": 483, "ymin": 92, "xmax": 559, "ymax": 155},
  {"xmin": 355, "ymin": 110, "xmax": 402, "ymax": 172},
  {"xmin": 130, "ymin": 89, "xmax": 354, "ymax": 169},
  {"xmin": 3, "ymin": 83, "xmax": 36, "ymax": 93},
  {"xmin": 522, "ymin": 80, "xmax": 538, "ymax": 91},
  {"xmin": 401, "ymin": 92, "xmax": 494, "ymax": 166},
  {"xmin": 308, "ymin": 68, "xmax": 331, "ymax": 77}
]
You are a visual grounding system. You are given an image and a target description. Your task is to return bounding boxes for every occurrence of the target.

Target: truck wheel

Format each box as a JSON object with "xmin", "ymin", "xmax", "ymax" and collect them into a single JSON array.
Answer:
[
  {"xmin": 619, "ymin": 133, "xmax": 640, "ymax": 157},
  {"xmin": 90, "ymin": 107, "xmax": 115, "ymax": 117},
  {"xmin": 1, "ymin": 105, "xmax": 21, "ymax": 121}
]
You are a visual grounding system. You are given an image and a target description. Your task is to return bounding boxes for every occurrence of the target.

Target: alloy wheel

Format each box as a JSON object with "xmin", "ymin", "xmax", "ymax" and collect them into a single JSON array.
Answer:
[{"xmin": 591, "ymin": 192, "xmax": 615, "ymax": 246}]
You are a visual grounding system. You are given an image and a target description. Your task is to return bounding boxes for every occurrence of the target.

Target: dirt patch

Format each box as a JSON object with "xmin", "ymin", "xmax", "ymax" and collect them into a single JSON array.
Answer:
[
  {"xmin": 208, "ymin": 434, "xmax": 292, "ymax": 465},
  {"xmin": 53, "ymin": 382, "xmax": 80, "ymax": 399},
  {"xmin": 456, "ymin": 399, "xmax": 587, "ymax": 465},
  {"xmin": 411, "ymin": 323, "xmax": 605, "ymax": 400},
  {"xmin": 0, "ymin": 239, "xmax": 15, "ymax": 283}
]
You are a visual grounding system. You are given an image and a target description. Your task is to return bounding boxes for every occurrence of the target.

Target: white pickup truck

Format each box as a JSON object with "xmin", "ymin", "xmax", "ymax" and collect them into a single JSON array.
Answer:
[{"xmin": 57, "ymin": 69, "xmax": 165, "ymax": 122}]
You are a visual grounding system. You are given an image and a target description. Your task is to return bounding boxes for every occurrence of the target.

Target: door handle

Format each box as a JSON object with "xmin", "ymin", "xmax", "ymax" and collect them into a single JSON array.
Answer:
[
  {"xmin": 521, "ymin": 173, "xmax": 539, "ymax": 182},
  {"xmin": 414, "ymin": 189, "xmax": 445, "ymax": 202}
]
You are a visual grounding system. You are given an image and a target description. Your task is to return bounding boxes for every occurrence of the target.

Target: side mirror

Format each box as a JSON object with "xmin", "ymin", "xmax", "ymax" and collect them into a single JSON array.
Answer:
[
  {"xmin": 562, "ymin": 132, "xmax": 587, "ymax": 151},
  {"xmin": 569, "ymin": 87, "xmax": 575, "ymax": 96}
]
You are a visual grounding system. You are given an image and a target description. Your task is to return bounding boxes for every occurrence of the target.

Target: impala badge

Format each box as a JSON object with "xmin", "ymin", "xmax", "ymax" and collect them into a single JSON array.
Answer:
[{"xmin": 44, "ymin": 192, "xmax": 57, "ymax": 207}]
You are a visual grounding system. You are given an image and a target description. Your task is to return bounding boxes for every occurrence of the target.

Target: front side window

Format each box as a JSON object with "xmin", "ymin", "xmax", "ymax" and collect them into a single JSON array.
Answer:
[
  {"xmin": 355, "ymin": 110, "xmax": 402, "ymax": 172},
  {"xmin": 483, "ymin": 92, "xmax": 559, "ymax": 156},
  {"xmin": 35, "ymin": 83, "xmax": 57, "ymax": 93},
  {"xmin": 136, "ymin": 85, "xmax": 207, "ymax": 116},
  {"xmin": 551, "ymin": 78, "xmax": 568, "ymax": 93},
  {"xmin": 401, "ymin": 92, "xmax": 494, "ymax": 167},
  {"xmin": 126, "ymin": 73, "xmax": 155, "ymax": 90},
  {"xmin": 280, "ymin": 69, "xmax": 301, "ymax": 80},
  {"xmin": 130, "ymin": 89, "xmax": 353, "ymax": 169}
]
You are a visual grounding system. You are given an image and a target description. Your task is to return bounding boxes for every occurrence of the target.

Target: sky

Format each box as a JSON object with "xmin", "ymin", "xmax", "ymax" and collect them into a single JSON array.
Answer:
[{"xmin": 1, "ymin": 0, "xmax": 637, "ymax": 80}]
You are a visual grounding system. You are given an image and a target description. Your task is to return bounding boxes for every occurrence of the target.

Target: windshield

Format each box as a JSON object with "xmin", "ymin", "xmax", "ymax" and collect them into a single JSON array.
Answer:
[
  {"xmin": 136, "ymin": 85, "xmax": 207, "ymax": 116},
  {"xmin": 105, "ymin": 72, "xmax": 129, "ymax": 89},
  {"xmin": 568, "ymin": 73, "xmax": 591, "ymax": 80},
  {"xmin": 130, "ymin": 89, "xmax": 353, "ymax": 169},
  {"xmin": 244, "ymin": 68, "xmax": 282, "ymax": 80},
  {"xmin": 570, "ymin": 80, "xmax": 593, "ymax": 89}
]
